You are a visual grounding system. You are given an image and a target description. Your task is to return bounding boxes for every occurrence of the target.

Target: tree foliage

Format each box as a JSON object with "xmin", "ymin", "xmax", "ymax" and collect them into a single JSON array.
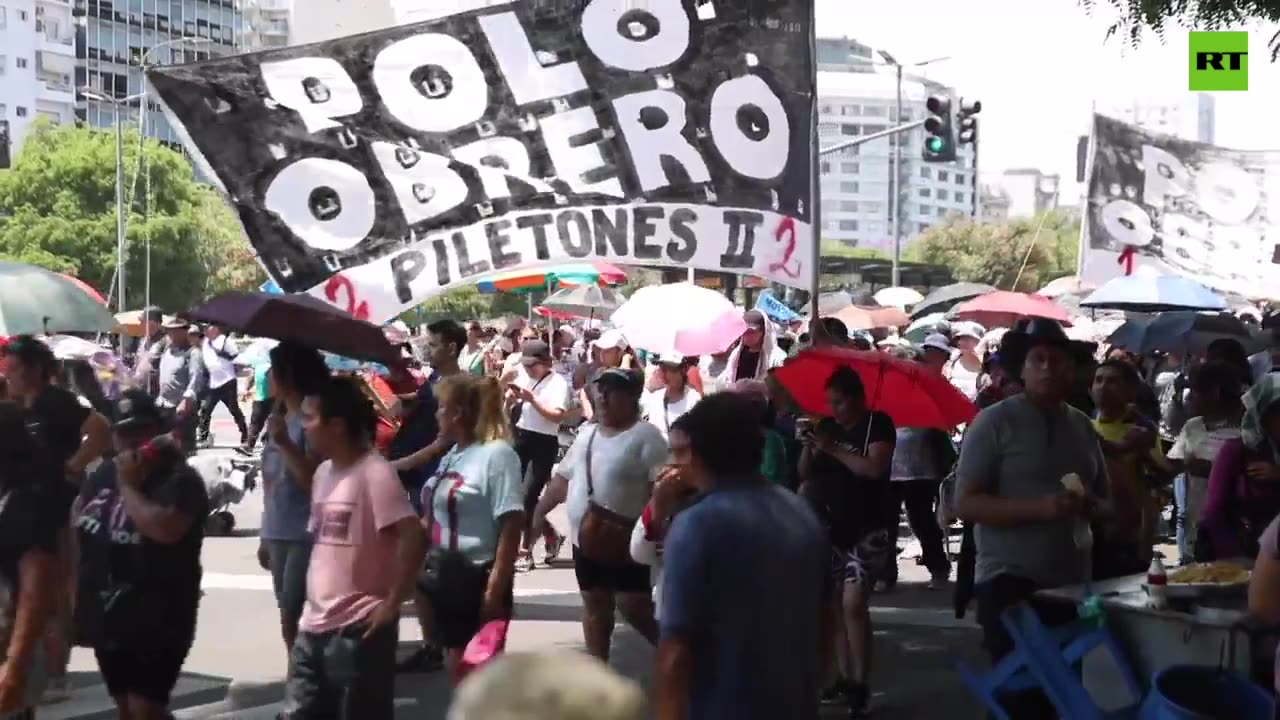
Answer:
[
  {"xmin": 0, "ymin": 120, "xmax": 260, "ymax": 311},
  {"xmin": 904, "ymin": 211, "xmax": 1081, "ymax": 292},
  {"xmin": 1084, "ymin": 0, "xmax": 1280, "ymax": 59}
]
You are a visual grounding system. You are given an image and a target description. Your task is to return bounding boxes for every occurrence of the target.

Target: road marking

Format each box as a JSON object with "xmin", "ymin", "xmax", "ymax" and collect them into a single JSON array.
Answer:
[
  {"xmin": 43, "ymin": 675, "xmax": 227, "ymax": 720},
  {"xmin": 201, "ymin": 572, "xmax": 574, "ymax": 599}
]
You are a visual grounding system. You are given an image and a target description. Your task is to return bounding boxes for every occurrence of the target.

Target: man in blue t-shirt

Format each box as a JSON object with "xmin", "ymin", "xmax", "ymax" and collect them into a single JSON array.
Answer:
[{"xmin": 655, "ymin": 394, "xmax": 829, "ymax": 720}]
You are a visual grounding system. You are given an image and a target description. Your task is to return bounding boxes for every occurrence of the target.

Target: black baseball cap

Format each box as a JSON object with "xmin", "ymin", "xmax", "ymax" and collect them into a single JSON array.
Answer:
[
  {"xmin": 112, "ymin": 389, "xmax": 168, "ymax": 432},
  {"xmin": 594, "ymin": 367, "xmax": 643, "ymax": 393}
]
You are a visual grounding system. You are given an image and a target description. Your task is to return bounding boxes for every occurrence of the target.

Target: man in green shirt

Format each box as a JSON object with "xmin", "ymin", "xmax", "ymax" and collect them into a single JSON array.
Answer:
[{"xmin": 245, "ymin": 361, "xmax": 273, "ymax": 452}]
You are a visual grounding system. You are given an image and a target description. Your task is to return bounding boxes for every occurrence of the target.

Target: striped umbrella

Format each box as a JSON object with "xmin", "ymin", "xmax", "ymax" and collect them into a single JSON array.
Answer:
[{"xmin": 475, "ymin": 262, "xmax": 627, "ymax": 294}]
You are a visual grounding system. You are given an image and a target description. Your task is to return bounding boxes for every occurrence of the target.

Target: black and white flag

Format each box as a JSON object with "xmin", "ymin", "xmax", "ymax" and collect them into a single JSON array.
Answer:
[
  {"xmin": 148, "ymin": 0, "xmax": 815, "ymax": 322},
  {"xmin": 1081, "ymin": 113, "xmax": 1280, "ymax": 300}
]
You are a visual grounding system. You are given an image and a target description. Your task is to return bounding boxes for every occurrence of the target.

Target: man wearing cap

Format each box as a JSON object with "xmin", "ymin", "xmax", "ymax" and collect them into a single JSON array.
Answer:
[
  {"xmin": 946, "ymin": 322, "xmax": 985, "ymax": 402},
  {"xmin": 196, "ymin": 324, "xmax": 250, "ymax": 452},
  {"xmin": 640, "ymin": 353, "xmax": 701, "ymax": 441},
  {"xmin": 919, "ymin": 334, "xmax": 952, "ymax": 374},
  {"xmin": 153, "ymin": 318, "xmax": 205, "ymax": 452},
  {"xmin": 508, "ymin": 338, "xmax": 570, "ymax": 569},
  {"xmin": 717, "ymin": 310, "xmax": 786, "ymax": 391}
]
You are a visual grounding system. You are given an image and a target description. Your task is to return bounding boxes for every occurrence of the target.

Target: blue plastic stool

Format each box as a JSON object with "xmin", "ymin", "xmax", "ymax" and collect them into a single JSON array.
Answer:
[
  {"xmin": 1137, "ymin": 665, "xmax": 1274, "ymax": 720},
  {"xmin": 954, "ymin": 608, "xmax": 1141, "ymax": 720},
  {"xmin": 1001, "ymin": 602, "xmax": 1145, "ymax": 719}
]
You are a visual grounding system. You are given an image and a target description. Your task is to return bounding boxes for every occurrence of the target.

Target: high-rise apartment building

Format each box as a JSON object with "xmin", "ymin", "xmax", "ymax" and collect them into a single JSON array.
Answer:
[
  {"xmin": 242, "ymin": 0, "xmax": 290, "ymax": 50},
  {"xmin": 817, "ymin": 68, "xmax": 977, "ymax": 253},
  {"xmin": 1094, "ymin": 93, "xmax": 1215, "ymax": 144},
  {"xmin": 0, "ymin": 0, "xmax": 79, "ymax": 158},
  {"xmin": 75, "ymin": 0, "xmax": 244, "ymax": 147}
]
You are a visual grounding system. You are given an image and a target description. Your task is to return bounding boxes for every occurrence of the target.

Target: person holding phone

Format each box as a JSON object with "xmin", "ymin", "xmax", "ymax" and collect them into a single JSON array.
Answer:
[{"xmin": 798, "ymin": 367, "xmax": 895, "ymax": 717}]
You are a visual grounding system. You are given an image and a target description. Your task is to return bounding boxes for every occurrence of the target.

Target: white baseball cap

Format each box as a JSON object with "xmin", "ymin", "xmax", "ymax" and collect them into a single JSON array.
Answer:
[
  {"xmin": 657, "ymin": 351, "xmax": 685, "ymax": 365},
  {"xmin": 952, "ymin": 322, "xmax": 985, "ymax": 341},
  {"xmin": 921, "ymin": 333, "xmax": 952, "ymax": 354},
  {"xmin": 591, "ymin": 329, "xmax": 628, "ymax": 351}
]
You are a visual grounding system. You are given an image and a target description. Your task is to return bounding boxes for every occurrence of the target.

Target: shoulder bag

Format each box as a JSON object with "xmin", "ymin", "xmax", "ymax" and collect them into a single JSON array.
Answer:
[{"xmin": 577, "ymin": 428, "xmax": 640, "ymax": 566}]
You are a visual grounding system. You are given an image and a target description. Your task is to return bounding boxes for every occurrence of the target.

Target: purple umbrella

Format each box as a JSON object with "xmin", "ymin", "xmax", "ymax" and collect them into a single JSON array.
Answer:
[{"xmin": 182, "ymin": 291, "xmax": 398, "ymax": 366}]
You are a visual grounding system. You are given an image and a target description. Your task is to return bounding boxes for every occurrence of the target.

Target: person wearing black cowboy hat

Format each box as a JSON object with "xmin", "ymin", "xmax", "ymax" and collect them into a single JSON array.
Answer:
[{"xmin": 952, "ymin": 318, "xmax": 1110, "ymax": 719}]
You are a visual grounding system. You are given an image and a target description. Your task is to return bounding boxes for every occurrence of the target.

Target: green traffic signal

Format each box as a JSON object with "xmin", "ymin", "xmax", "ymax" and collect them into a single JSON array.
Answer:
[{"xmin": 926, "ymin": 137, "xmax": 947, "ymax": 153}]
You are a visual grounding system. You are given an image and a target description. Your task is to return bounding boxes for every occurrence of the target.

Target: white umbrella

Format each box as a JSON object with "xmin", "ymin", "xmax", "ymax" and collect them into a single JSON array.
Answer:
[
  {"xmin": 610, "ymin": 282, "xmax": 745, "ymax": 356},
  {"xmin": 873, "ymin": 286, "xmax": 924, "ymax": 308},
  {"xmin": 42, "ymin": 334, "xmax": 108, "ymax": 361}
]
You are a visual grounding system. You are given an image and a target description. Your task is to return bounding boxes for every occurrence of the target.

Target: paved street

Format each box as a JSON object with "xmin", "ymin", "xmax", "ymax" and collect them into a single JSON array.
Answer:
[{"xmin": 47, "ymin": 412, "xmax": 987, "ymax": 719}]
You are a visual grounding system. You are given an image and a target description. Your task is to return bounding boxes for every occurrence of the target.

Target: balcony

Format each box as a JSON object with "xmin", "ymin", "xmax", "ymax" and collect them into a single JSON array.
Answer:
[
  {"xmin": 37, "ymin": 48, "xmax": 77, "ymax": 75},
  {"xmin": 37, "ymin": 78, "xmax": 76, "ymax": 104},
  {"xmin": 37, "ymin": 32, "xmax": 77, "ymax": 58}
]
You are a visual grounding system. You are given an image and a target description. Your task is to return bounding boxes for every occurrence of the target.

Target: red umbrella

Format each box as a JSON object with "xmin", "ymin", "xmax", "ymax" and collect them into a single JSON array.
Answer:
[
  {"xmin": 61, "ymin": 274, "xmax": 107, "ymax": 305},
  {"xmin": 828, "ymin": 305, "xmax": 910, "ymax": 331},
  {"xmin": 772, "ymin": 347, "xmax": 977, "ymax": 430},
  {"xmin": 950, "ymin": 291, "xmax": 1071, "ymax": 329}
]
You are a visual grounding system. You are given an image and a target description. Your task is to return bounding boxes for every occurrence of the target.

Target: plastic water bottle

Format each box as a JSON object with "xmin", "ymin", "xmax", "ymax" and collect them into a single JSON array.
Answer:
[{"xmin": 1146, "ymin": 556, "xmax": 1169, "ymax": 610}]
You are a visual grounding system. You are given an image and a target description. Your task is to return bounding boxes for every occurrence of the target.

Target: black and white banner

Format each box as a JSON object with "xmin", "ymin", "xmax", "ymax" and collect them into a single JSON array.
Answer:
[
  {"xmin": 147, "ymin": 0, "xmax": 814, "ymax": 322},
  {"xmin": 1081, "ymin": 113, "xmax": 1280, "ymax": 300}
]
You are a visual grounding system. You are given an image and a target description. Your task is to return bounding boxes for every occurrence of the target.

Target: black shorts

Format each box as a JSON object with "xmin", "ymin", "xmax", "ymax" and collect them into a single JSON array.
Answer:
[
  {"xmin": 830, "ymin": 529, "xmax": 893, "ymax": 585},
  {"xmin": 572, "ymin": 545, "xmax": 651, "ymax": 594},
  {"xmin": 95, "ymin": 642, "xmax": 192, "ymax": 704},
  {"xmin": 419, "ymin": 557, "xmax": 513, "ymax": 650}
]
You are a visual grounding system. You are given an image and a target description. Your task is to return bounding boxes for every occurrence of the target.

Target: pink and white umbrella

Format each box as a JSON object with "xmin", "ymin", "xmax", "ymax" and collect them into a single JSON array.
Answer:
[{"xmin": 610, "ymin": 282, "xmax": 746, "ymax": 356}]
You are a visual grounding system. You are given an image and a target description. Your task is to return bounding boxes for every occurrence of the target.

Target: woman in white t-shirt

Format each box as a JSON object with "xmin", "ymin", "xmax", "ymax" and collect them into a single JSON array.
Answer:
[
  {"xmin": 639, "ymin": 353, "xmax": 702, "ymax": 440},
  {"xmin": 534, "ymin": 368, "xmax": 667, "ymax": 661},
  {"xmin": 419, "ymin": 374, "xmax": 523, "ymax": 675},
  {"xmin": 1167, "ymin": 363, "xmax": 1243, "ymax": 563}
]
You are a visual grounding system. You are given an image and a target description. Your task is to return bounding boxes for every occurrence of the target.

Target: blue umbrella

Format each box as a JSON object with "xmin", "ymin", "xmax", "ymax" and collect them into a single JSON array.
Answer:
[
  {"xmin": 1080, "ymin": 274, "xmax": 1227, "ymax": 313},
  {"xmin": 1105, "ymin": 312, "xmax": 1261, "ymax": 355}
]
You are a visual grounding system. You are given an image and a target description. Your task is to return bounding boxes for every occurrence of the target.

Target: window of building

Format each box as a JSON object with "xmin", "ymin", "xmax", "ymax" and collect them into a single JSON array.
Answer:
[
  {"xmin": 0, "ymin": 56, "xmax": 5, "ymax": 76},
  {"xmin": 938, "ymin": 170, "xmax": 949, "ymax": 181},
  {"xmin": 184, "ymin": 20, "xmax": 195, "ymax": 35},
  {"xmin": 918, "ymin": 222, "xmax": 930, "ymax": 233},
  {"xmin": 920, "ymin": 167, "xmax": 931, "ymax": 179},
  {"xmin": 936, "ymin": 189, "xmax": 949, "ymax": 201},
  {"xmin": 19, "ymin": 9, "xmax": 29, "ymax": 21},
  {"xmin": 0, "ymin": 8, "xmax": 6, "ymax": 28},
  {"xmin": 840, "ymin": 200, "xmax": 858, "ymax": 211},
  {"xmin": 16, "ymin": 106, "xmax": 28, "ymax": 117},
  {"xmin": 919, "ymin": 203, "xmax": 932, "ymax": 215},
  {"xmin": 937, "ymin": 207, "xmax": 947, "ymax": 217},
  {"xmin": 865, "ymin": 221, "xmax": 883, "ymax": 234},
  {"xmin": 862, "ymin": 202, "xmax": 882, "ymax": 214},
  {"xmin": 862, "ymin": 105, "xmax": 887, "ymax": 117},
  {"xmin": 842, "ymin": 104, "xmax": 858, "ymax": 115},
  {"xmin": 0, "ymin": 104, "xmax": 6, "ymax": 117},
  {"xmin": 840, "ymin": 162, "xmax": 858, "ymax": 173},
  {"xmin": 955, "ymin": 192, "xmax": 965, "ymax": 204},
  {"xmin": 862, "ymin": 124, "xmax": 886, "ymax": 135},
  {"xmin": 820, "ymin": 161, "xmax": 830, "ymax": 174},
  {"xmin": 840, "ymin": 181, "xmax": 859, "ymax": 193},
  {"xmin": 841, "ymin": 124, "xmax": 858, "ymax": 136},
  {"xmin": 16, "ymin": 57, "xmax": 27, "ymax": 69},
  {"xmin": 917, "ymin": 188, "xmax": 931, "ymax": 198},
  {"xmin": 820, "ymin": 104, "xmax": 832, "ymax": 114},
  {"xmin": 839, "ymin": 220, "xmax": 858, "ymax": 231},
  {"xmin": 955, "ymin": 173, "xmax": 967, "ymax": 184}
]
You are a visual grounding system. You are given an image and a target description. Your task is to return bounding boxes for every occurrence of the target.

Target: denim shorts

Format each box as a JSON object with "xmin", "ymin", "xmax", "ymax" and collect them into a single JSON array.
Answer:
[{"xmin": 266, "ymin": 541, "xmax": 312, "ymax": 634}]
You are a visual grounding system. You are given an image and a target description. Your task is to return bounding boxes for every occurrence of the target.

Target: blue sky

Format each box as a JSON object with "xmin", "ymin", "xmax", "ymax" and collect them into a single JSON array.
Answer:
[{"xmin": 814, "ymin": 0, "xmax": 1280, "ymax": 201}]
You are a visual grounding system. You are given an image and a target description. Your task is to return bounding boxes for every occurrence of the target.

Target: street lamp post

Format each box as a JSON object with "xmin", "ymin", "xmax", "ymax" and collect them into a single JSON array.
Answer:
[
  {"xmin": 79, "ymin": 37, "xmax": 209, "ymax": 315},
  {"xmin": 876, "ymin": 51, "xmax": 950, "ymax": 287}
]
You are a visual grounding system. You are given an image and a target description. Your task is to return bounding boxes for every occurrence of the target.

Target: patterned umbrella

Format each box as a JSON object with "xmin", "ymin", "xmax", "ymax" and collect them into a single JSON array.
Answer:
[
  {"xmin": 538, "ymin": 285, "xmax": 626, "ymax": 320},
  {"xmin": 475, "ymin": 262, "xmax": 627, "ymax": 294},
  {"xmin": 0, "ymin": 262, "xmax": 116, "ymax": 335}
]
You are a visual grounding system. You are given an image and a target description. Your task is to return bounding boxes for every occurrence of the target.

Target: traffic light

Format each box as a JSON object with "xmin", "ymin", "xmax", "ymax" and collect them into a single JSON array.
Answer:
[
  {"xmin": 957, "ymin": 98, "xmax": 981, "ymax": 145},
  {"xmin": 922, "ymin": 95, "xmax": 955, "ymax": 163}
]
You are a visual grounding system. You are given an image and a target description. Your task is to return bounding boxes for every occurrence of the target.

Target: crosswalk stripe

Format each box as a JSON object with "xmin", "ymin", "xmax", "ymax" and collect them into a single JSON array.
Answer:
[{"xmin": 41, "ymin": 675, "xmax": 228, "ymax": 720}]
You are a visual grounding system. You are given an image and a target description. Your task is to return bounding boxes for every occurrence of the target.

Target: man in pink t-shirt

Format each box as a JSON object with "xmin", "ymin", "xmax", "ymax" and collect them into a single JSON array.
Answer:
[{"xmin": 284, "ymin": 379, "xmax": 424, "ymax": 720}]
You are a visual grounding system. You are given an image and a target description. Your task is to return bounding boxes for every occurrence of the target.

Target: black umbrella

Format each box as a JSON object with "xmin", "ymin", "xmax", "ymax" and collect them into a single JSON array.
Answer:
[
  {"xmin": 182, "ymin": 291, "xmax": 398, "ymax": 366},
  {"xmin": 911, "ymin": 282, "xmax": 996, "ymax": 319}
]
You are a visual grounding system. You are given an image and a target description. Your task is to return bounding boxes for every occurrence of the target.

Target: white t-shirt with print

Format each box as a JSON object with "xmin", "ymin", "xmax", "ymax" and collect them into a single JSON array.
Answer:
[
  {"xmin": 560, "ymin": 421, "xmax": 668, "ymax": 547},
  {"xmin": 515, "ymin": 370, "xmax": 570, "ymax": 436},
  {"xmin": 1168, "ymin": 416, "xmax": 1240, "ymax": 475},
  {"xmin": 421, "ymin": 440, "xmax": 524, "ymax": 565},
  {"xmin": 640, "ymin": 387, "xmax": 702, "ymax": 440}
]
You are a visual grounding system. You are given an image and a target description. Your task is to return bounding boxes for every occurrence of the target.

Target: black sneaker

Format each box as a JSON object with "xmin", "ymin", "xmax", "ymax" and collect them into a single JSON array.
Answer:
[
  {"xmin": 395, "ymin": 643, "xmax": 444, "ymax": 673},
  {"xmin": 820, "ymin": 677, "xmax": 851, "ymax": 704},
  {"xmin": 846, "ymin": 682, "xmax": 871, "ymax": 718}
]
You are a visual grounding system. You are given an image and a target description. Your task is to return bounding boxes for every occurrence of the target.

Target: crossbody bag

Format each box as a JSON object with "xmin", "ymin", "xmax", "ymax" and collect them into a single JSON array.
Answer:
[{"xmin": 577, "ymin": 428, "xmax": 640, "ymax": 566}]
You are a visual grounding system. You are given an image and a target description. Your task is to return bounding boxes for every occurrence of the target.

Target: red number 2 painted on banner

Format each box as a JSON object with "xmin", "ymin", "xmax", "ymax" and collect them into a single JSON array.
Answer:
[
  {"xmin": 769, "ymin": 217, "xmax": 802, "ymax": 278},
  {"xmin": 324, "ymin": 274, "xmax": 371, "ymax": 321}
]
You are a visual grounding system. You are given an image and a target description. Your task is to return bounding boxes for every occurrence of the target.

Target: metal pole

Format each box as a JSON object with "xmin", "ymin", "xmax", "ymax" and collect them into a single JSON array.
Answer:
[
  {"xmin": 114, "ymin": 104, "xmax": 126, "ymax": 314},
  {"xmin": 143, "ymin": 104, "xmax": 151, "ymax": 315},
  {"xmin": 819, "ymin": 119, "xmax": 925, "ymax": 157},
  {"xmin": 807, "ymin": 1, "xmax": 820, "ymax": 322},
  {"xmin": 891, "ymin": 63, "xmax": 903, "ymax": 287}
]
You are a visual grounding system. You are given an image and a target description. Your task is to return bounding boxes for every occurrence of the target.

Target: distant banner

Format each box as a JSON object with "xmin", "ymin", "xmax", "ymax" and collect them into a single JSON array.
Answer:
[
  {"xmin": 148, "ymin": 0, "xmax": 814, "ymax": 322},
  {"xmin": 1080, "ymin": 114, "xmax": 1280, "ymax": 300}
]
